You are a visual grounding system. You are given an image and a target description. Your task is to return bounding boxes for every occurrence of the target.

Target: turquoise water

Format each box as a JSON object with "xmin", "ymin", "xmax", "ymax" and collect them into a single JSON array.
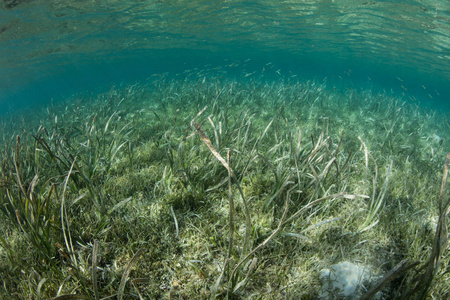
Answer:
[
  {"xmin": 0, "ymin": 0, "xmax": 449, "ymax": 113},
  {"xmin": 2, "ymin": 1, "xmax": 450, "ymax": 298}
]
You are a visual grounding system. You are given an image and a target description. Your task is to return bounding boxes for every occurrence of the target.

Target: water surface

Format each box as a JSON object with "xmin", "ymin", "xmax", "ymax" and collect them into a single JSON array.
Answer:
[{"xmin": 0, "ymin": 0, "xmax": 449, "ymax": 113}]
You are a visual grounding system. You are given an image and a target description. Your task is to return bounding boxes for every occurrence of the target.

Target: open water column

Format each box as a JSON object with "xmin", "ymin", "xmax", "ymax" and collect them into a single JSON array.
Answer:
[{"xmin": 0, "ymin": 1, "xmax": 449, "ymax": 299}]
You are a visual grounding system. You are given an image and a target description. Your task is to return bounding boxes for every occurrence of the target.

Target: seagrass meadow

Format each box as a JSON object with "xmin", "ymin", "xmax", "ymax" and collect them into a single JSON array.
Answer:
[{"xmin": 1, "ymin": 71, "xmax": 450, "ymax": 299}]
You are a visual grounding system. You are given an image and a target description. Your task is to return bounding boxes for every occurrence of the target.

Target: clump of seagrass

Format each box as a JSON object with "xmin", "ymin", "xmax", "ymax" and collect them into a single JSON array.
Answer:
[
  {"xmin": 191, "ymin": 107, "xmax": 363, "ymax": 298},
  {"xmin": 358, "ymin": 136, "xmax": 393, "ymax": 232},
  {"xmin": 193, "ymin": 118, "xmax": 290, "ymax": 298},
  {"xmin": 0, "ymin": 135, "xmax": 60, "ymax": 263},
  {"xmin": 361, "ymin": 153, "xmax": 450, "ymax": 299},
  {"xmin": 52, "ymin": 240, "xmax": 144, "ymax": 300}
]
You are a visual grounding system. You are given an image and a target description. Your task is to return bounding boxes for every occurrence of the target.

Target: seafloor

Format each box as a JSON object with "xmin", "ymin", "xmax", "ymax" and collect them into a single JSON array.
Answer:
[{"xmin": 0, "ymin": 70, "xmax": 449, "ymax": 299}]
